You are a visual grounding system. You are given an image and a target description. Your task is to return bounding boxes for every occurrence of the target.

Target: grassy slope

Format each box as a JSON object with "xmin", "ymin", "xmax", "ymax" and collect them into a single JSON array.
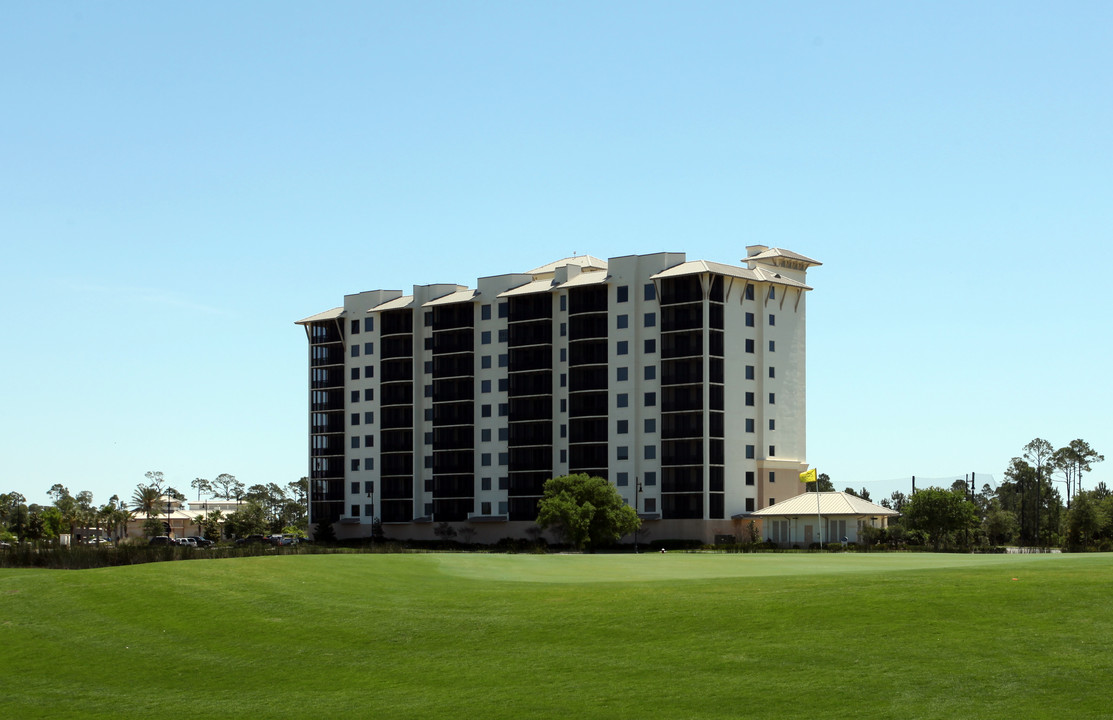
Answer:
[{"xmin": 1, "ymin": 553, "xmax": 1109, "ymax": 719}]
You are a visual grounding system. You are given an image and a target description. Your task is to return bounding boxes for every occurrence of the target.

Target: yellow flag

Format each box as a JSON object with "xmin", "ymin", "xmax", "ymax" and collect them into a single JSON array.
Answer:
[{"xmin": 799, "ymin": 468, "xmax": 817, "ymax": 484}]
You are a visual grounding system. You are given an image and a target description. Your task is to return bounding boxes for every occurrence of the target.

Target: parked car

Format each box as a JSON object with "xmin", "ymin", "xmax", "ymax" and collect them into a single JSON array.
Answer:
[
  {"xmin": 176, "ymin": 537, "xmax": 198, "ymax": 548},
  {"xmin": 185, "ymin": 536, "xmax": 214, "ymax": 548},
  {"xmin": 148, "ymin": 536, "xmax": 174, "ymax": 546},
  {"xmin": 235, "ymin": 534, "xmax": 270, "ymax": 546}
]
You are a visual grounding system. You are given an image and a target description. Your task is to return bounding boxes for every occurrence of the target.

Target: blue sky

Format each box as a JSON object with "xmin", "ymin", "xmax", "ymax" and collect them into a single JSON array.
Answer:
[{"xmin": 3, "ymin": 1, "xmax": 1109, "ymax": 507}]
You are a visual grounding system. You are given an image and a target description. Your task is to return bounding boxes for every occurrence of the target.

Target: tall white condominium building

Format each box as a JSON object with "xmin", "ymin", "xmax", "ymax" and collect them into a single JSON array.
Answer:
[{"xmin": 297, "ymin": 247, "xmax": 820, "ymax": 544}]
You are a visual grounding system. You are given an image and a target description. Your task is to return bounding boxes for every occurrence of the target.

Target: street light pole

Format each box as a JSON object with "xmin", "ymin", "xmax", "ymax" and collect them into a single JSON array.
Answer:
[{"xmin": 634, "ymin": 477, "xmax": 641, "ymax": 554}]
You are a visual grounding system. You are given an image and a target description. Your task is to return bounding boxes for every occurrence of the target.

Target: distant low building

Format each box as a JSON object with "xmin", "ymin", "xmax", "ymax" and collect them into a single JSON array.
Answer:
[
  {"xmin": 749, "ymin": 491, "xmax": 899, "ymax": 547},
  {"xmin": 123, "ymin": 496, "xmax": 249, "ymax": 540}
]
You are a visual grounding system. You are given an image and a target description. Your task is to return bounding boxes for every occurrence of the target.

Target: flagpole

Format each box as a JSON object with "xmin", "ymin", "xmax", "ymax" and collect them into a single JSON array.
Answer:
[{"xmin": 816, "ymin": 483, "xmax": 823, "ymax": 548}]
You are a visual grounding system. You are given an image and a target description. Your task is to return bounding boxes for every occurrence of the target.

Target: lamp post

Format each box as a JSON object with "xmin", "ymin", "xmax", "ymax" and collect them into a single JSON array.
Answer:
[
  {"xmin": 634, "ymin": 477, "xmax": 642, "ymax": 554},
  {"xmin": 165, "ymin": 497, "xmax": 173, "ymax": 540}
]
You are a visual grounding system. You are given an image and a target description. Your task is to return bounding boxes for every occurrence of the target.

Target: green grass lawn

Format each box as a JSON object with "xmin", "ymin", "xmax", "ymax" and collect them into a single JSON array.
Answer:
[{"xmin": 2, "ymin": 552, "xmax": 1110, "ymax": 719}]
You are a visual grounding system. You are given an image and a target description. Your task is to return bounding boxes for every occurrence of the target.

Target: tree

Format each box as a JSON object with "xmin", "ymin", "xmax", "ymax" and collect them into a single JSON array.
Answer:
[
  {"xmin": 1024, "ymin": 439, "xmax": 1054, "ymax": 545},
  {"xmin": 191, "ymin": 477, "xmax": 212, "ymax": 501},
  {"xmin": 132, "ymin": 485, "xmax": 161, "ymax": 519},
  {"xmin": 433, "ymin": 522, "xmax": 458, "ymax": 541},
  {"xmin": 536, "ymin": 474, "xmax": 640, "ymax": 550},
  {"xmin": 805, "ymin": 473, "xmax": 835, "ymax": 493},
  {"xmin": 1067, "ymin": 439, "xmax": 1104, "ymax": 495},
  {"xmin": 224, "ymin": 501, "xmax": 268, "ymax": 538},
  {"xmin": 144, "ymin": 471, "xmax": 166, "ymax": 494},
  {"xmin": 211, "ymin": 473, "xmax": 244, "ymax": 501},
  {"xmin": 901, "ymin": 487, "xmax": 978, "ymax": 551},
  {"xmin": 194, "ymin": 509, "xmax": 223, "ymax": 541},
  {"xmin": 1065, "ymin": 493, "xmax": 1101, "ymax": 549}
]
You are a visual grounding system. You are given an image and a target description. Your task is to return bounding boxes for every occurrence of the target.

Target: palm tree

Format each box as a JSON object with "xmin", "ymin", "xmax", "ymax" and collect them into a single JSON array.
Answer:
[{"xmin": 131, "ymin": 485, "xmax": 161, "ymax": 519}]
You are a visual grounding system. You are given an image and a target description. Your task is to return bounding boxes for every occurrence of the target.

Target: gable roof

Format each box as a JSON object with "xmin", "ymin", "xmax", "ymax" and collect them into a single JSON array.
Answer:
[
  {"xmin": 526, "ymin": 255, "xmax": 608, "ymax": 276},
  {"xmin": 750, "ymin": 491, "xmax": 899, "ymax": 517}
]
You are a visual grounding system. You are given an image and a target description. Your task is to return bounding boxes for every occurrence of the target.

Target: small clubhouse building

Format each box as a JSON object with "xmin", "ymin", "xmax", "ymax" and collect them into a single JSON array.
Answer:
[{"xmin": 750, "ymin": 491, "xmax": 899, "ymax": 547}]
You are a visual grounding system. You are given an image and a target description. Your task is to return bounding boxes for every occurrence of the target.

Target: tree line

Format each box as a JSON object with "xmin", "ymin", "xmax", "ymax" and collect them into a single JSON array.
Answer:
[
  {"xmin": 859, "ymin": 438, "xmax": 1105, "ymax": 551},
  {"xmin": 1, "ymin": 471, "xmax": 308, "ymax": 545}
]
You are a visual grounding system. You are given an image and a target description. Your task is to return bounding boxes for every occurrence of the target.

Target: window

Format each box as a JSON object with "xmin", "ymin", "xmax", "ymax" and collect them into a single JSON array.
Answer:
[
  {"xmin": 366, "ymin": 457, "xmax": 374, "ymax": 470},
  {"xmin": 350, "ymin": 390, "xmax": 359, "ymax": 403},
  {"xmin": 351, "ymin": 368, "xmax": 360, "ymax": 380},
  {"xmin": 481, "ymin": 379, "xmax": 492, "ymax": 393},
  {"xmin": 745, "ymin": 339, "xmax": 755, "ymax": 353},
  {"xmin": 644, "ymin": 471, "xmax": 656, "ymax": 486},
  {"xmin": 424, "ymin": 361, "xmax": 432, "ymax": 374},
  {"xmin": 769, "ymin": 498, "xmax": 776, "ymax": 506},
  {"xmin": 560, "ymin": 424, "xmax": 566, "ymax": 438},
  {"xmin": 745, "ymin": 418, "xmax": 754, "ymax": 433},
  {"xmin": 364, "ymin": 481, "xmax": 374, "ymax": 495},
  {"xmin": 425, "ymin": 502, "xmax": 434, "ymax": 515},
  {"xmin": 498, "ymin": 353, "xmax": 508, "ymax": 367},
  {"xmin": 560, "ymin": 295, "xmax": 566, "ymax": 311},
  {"xmin": 424, "ymin": 384, "xmax": 432, "ymax": 398},
  {"xmin": 351, "ymin": 459, "xmax": 360, "ymax": 471},
  {"xmin": 617, "ymin": 341, "xmax": 628, "ymax": 355},
  {"xmin": 769, "ymin": 340, "xmax": 775, "ymax": 352},
  {"xmin": 425, "ymin": 431, "xmax": 433, "ymax": 444},
  {"xmin": 362, "ymin": 342, "xmax": 373, "ymax": 355},
  {"xmin": 644, "ymin": 498, "xmax": 656, "ymax": 512},
  {"xmin": 560, "ymin": 322, "xmax": 566, "ymax": 337},
  {"xmin": 746, "ymin": 312, "xmax": 755, "ymax": 327},
  {"xmin": 424, "ymin": 337, "xmax": 432, "ymax": 350},
  {"xmin": 769, "ymin": 366, "xmax": 775, "ymax": 378},
  {"xmin": 769, "ymin": 471, "xmax": 776, "ymax": 483},
  {"xmin": 481, "ymin": 355, "xmax": 492, "ymax": 369},
  {"xmin": 746, "ymin": 365, "xmax": 755, "ymax": 380},
  {"xmin": 645, "ymin": 392, "xmax": 656, "ymax": 406},
  {"xmin": 560, "ymin": 348, "xmax": 567, "ymax": 362},
  {"xmin": 617, "ymin": 394, "xmax": 629, "ymax": 408},
  {"xmin": 769, "ymin": 419, "xmax": 775, "ymax": 430},
  {"xmin": 481, "ymin": 330, "xmax": 491, "ymax": 344},
  {"xmin": 481, "ymin": 453, "xmax": 492, "ymax": 466},
  {"xmin": 617, "ymin": 472, "xmax": 629, "ymax": 486},
  {"xmin": 351, "ymin": 436, "xmax": 360, "ymax": 449},
  {"xmin": 617, "ymin": 446, "xmax": 629, "ymax": 460},
  {"xmin": 745, "ymin": 471, "xmax": 755, "ymax": 486},
  {"xmin": 498, "ymin": 501, "xmax": 508, "ymax": 514},
  {"xmin": 644, "ymin": 312, "xmax": 656, "ymax": 327},
  {"xmin": 769, "ymin": 287, "xmax": 776, "ymax": 300},
  {"xmin": 745, "ymin": 392, "xmax": 755, "ymax": 406},
  {"xmin": 745, "ymin": 498, "xmax": 755, "ymax": 512},
  {"xmin": 481, "ymin": 477, "xmax": 491, "ymax": 491},
  {"xmin": 746, "ymin": 445, "xmax": 755, "ymax": 459},
  {"xmin": 498, "ymin": 302, "xmax": 508, "ymax": 318},
  {"xmin": 364, "ymin": 389, "xmax": 373, "ymax": 401},
  {"xmin": 560, "ymin": 373, "xmax": 567, "ymax": 387},
  {"xmin": 481, "ymin": 428, "xmax": 492, "ymax": 442},
  {"xmin": 617, "ymin": 419, "xmax": 628, "ymax": 434},
  {"xmin": 617, "ymin": 314, "xmax": 628, "ymax": 329},
  {"xmin": 351, "ymin": 412, "xmax": 360, "ymax": 425},
  {"xmin": 364, "ymin": 317, "xmax": 374, "ymax": 332},
  {"xmin": 617, "ymin": 286, "xmax": 629, "ymax": 303},
  {"xmin": 499, "ymin": 427, "xmax": 508, "ymax": 441},
  {"xmin": 481, "ymin": 404, "xmax": 491, "ymax": 417},
  {"xmin": 498, "ymin": 329, "xmax": 508, "ymax": 343},
  {"xmin": 560, "ymin": 398, "xmax": 567, "ymax": 412},
  {"xmin": 365, "ymin": 434, "xmax": 373, "ymax": 447},
  {"xmin": 424, "ymin": 456, "xmax": 432, "ymax": 468},
  {"xmin": 645, "ymin": 283, "xmax": 655, "ymax": 301},
  {"xmin": 498, "ymin": 403, "xmax": 508, "ymax": 417},
  {"xmin": 644, "ymin": 418, "xmax": 656, "ymax": 433},
  {"xmin": 769, "ymin": 393, "xmax": 775, "ymax": 404},
  {"xmin": 498, "ymin": 452, "xmax": 508, "ymax": 466},
  {"xmin": 424, "ymin": 409, "xmax": 433, "ymax": 421},
  {"xmin": 365, "ymin": 365, "xmax": 374, "ymax": 378},
  {"xmin": 617, "ymin": 367, "xmax": 628, "ymax": 382},
  {"xmin": 499, "ymin": 477, "xmax": 509, "ymax": 490},
  {"xmin": 768, "ymin": 314, "xmax": 775, "ymax": 326},
  {"xmin": 560, "ymin": 449, "xmax": 567, "ymax": 463},
  {"xmin": 351, "ymin": 505, "xmax": 360, "ymax": 517},
  {"xmin": 424, "ymin": 311, "xmax": 432, "ymax": 327},
  {"xmin": 769, "ymin": 446, "xmax": 776, "ymax": 457},
  {"xmin": 644, "ymin": 445, "xmax": 656, "ymax": 460},
  {"xmin": 644, "ymin": 339, "xmax": 655, "ymax": 353},
  {"xmin": 481, "ymin": 501, "xmax": 491, "ymax": 515},
  {"xmin": 351, "ymin": 320, "xmax": 360, "ymax": 334},
  {"xmin": 745, "ymin": 284, "xmax": 755, "ymax": 301},
  {"xmin": 365, "ymin": 503, "xmax": 374, "ymax": 517},
  {"xmin": 481, "ymin": 304, "xmax": 491, "ymax": 320},
  {"xmin": 644, "ymin": 365, "xmax": 655, "ymax": 380}
]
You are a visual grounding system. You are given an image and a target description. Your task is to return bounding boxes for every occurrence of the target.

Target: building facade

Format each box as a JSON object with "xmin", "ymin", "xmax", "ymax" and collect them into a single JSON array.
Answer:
[{"xmin": 296, "ymin": 247, "xmax": 819, "ymax": 543}]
